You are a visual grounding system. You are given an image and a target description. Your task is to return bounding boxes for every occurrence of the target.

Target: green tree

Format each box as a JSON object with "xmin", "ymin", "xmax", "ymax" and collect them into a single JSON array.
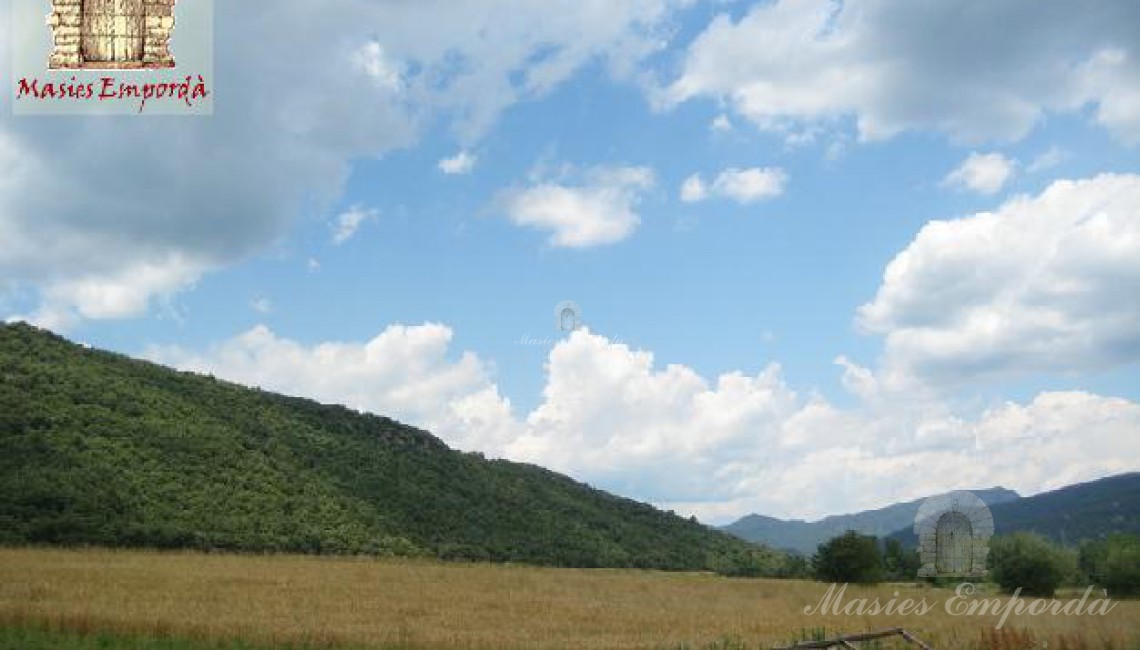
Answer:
[
  {"xmin": 812, "ymin": 531, "xmax": 884, "ymax": 584},
  {"xmin": 775, "ymin": 552, "xmax": 812, "ymax": 579},
  {"xmin": 989, "ymin": 533, "xmax": 1076, "ymax": 597},
  {"xmin": 882, "ymin": 538, "xmax": 920, "ymax": 580},
  {"xmin": 1080, "ymin": 534, "xmax": 1140, "ymax": 597}
]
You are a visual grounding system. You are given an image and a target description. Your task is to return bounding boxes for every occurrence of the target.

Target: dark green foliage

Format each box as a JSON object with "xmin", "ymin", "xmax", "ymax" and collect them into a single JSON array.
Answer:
[
  {"xmin": 0, "ymin": 323, "xmax": 768, "ymax": 571},
  {"xmin": 1080, "ymin": 533, "xmax": 1140, "ymax": 597},
  {"xmin": 881, "ymin": 537, "xmax": 920, "ymax": 580},
  {"xmin": 708, "ymin": 546, "xmax": 784, "ymax": 577},
  {"xmin": 772, "ymin": 551, "xmax": 812, "ymax": 579},
  {"xmin": 989, "ymin": 532, "xmax": 1077, "ymax": 597},
  {"xmin": 811, "ymin": 531, "xmax": 883, "ymax": 584}
]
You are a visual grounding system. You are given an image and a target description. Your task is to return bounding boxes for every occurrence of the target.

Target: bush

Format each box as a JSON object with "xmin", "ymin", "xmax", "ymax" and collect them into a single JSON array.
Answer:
[
  {"xmin": 882, "ymin": 538, "xmax": 920, "ymax": 581},
  {"xmin": 1080, "ymin": 534, "xmax": 1140, "ymax": 597},
  {"xmin": 711, "ymin": 547, "xmax": 782, "ymax": 578},
  {"xmin": 774, "ymin": 552, "xmax": 812, "ymax": 579},
  {"xmin": 989, "ymin": 533, "xmax": 1075, "ymax": 597},
  {"xmin": 812, "ymin": 531, "xmax": 883, "ymax": 584}
]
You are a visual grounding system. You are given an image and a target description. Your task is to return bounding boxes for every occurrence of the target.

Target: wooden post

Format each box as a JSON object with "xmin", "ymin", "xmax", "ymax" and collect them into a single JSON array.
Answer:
[{"xmin": 773, "ymin": 627, "xmax": 934, "ymax": 650}]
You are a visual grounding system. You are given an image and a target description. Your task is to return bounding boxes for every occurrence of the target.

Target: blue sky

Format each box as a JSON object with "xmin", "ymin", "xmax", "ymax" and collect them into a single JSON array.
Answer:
[{"xmin": 3, "ymin": 0, "xmax": 1139, "ymax": 522}]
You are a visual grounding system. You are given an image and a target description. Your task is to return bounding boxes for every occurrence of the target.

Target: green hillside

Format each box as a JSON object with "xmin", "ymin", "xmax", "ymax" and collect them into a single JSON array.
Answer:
[{"xmin": 0, "ymin": 323, "xmax": 773, "ymax": 571}]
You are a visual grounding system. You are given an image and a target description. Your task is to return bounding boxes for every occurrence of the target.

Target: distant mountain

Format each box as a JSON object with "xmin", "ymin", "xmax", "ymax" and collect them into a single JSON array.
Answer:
[
  {"xmin": 723, "ymin": 488, "xmax": 1020, "ymax": 554},
  {"xmin": 887, "ymin": 473, "xmax": 1140, "ymax": 547},
  {"xmin": 0, "ymin": 323, "xmax": 772, "ymax": 571}
]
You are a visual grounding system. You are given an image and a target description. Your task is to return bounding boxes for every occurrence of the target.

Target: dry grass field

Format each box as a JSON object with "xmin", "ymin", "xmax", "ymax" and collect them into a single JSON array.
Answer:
[{"xmin": 0, "ymin": 549, "xmax": 1136, "ymax": 650}]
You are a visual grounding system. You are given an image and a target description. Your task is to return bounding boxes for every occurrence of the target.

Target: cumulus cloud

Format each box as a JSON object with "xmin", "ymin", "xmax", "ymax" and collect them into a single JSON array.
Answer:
[
  {"xmin": 858, "ymin": 173, "xmax": 1140, "ymax": 385},
  {"xmin": 438, "ymin": 151, "xmax": 478, "ymax": 175},
  {"xmin": 681, "ymin": 167, "xmax": 788, "ymax": 204},
  {"xmin": 151, "ymin": 324, "xmax": 1140, "ymax": 522},
  {"xmin": 498, "ymin": 165, "xmax": 655, "ymax": 247},
  {"xmin": 147, "ymin": 324, "xmax": 517, "ymax": 453},
  {"xmin": 9, "ymin": 254, "xmax": 205, "ymax": 331},
  {"xmin": 941, "ymin": 152, "xmax": 1017, "ymax": 195},
  {"xmin": 0, "ymin": 0, "xmax": 686, "ymax": 327},
  {"xmin": 332, "ymin": 205, "xmax": 378, "ymax": 245},
  {"xmin": 662, "ymin": 0, "xmax": 1140, "ymax": 144}
]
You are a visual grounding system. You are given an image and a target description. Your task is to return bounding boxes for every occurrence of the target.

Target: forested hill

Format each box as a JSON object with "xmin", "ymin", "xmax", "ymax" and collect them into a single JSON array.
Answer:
[
  {"xmin": 0, "ymin": 323, "xmax": 773, "ymax": 571},
  {"xmin": 887, "ymin": 472, "xmax": 1140, "ymax": 547},
  {"xmin": 723, "ymin": 488, "xmax": 1020, "ymax": 554}
]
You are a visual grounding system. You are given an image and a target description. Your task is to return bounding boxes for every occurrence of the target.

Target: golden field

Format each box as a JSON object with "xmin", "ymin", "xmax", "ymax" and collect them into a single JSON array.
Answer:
[{"xmin": 0, "ymin": 549, "xmax": 1136, "ymax": 650}]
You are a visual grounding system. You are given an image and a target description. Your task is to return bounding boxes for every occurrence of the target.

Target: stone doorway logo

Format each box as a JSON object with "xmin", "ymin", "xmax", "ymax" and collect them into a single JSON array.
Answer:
[
  {"xmin": 48, "ymin": 0, "xmax": 176, "ymax": 70},
  {"xmin": 914, "ymin": 490, "xmax": 994, "ymax": 578},
  {"xmin": 10, "ymin": 0, "xmax": 213, "ymax": 115},
  {"xmin": 554, "ymin": 301, "xmax": 582, "ymax": 332}
]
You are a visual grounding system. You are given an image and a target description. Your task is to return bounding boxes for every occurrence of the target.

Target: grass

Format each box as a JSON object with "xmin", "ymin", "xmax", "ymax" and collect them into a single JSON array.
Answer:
[{"xmin": 0, "ymin": 549, "xmax": 1136, "ymax": 649}]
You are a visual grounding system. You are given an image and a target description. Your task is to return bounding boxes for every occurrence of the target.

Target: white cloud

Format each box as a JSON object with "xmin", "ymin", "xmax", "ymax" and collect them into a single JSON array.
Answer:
[
  {"xmin": 439, "ymin": 151, "xmax": 478, "ymax": 175},
  {"xmin": 498, "ymin": 165, "xmax": 655, "ymax": 247},
  {"xmin": 858, "ymin": 173, "xmax": 1140, "ymax": 385},
  {"xmin": 941, "ymin": 152, "xmax": 1017, "ymax": 195},
  {"xmin": 332, "ymin": 205, "xmax": 378, "ymax": 245},
  {"xmin": 711, "ymin": 167, "xmax": 788, "ymax": 203},
  {"xmin": 0, "ymin": 0, "xmax": 686, "ymax": 327},
  {"xmin": 1027, "ymin": 146, "xmax": 1066, "ymax": 174},
  {"xmin": 251, "ymin": 298, "xmax": 273, "ymax": 314},
  {"xmin": 710, "ymin": 113, "xmax": 733, "ymax": 133},
  {"xmin": 662, "ymin": 0, "xmax": 1140, "ymax": 144},
  {"xmin": 680, "ymin": 174, "xmax": 708, "ymax": 202},
  {"xmin": 353, "ymin": 41, "xmax": 404, "ymax": 92},
  {"xmin": 147, "ymin": 324, "xmax": 516, "ymax": 453},
  {"xmin": 12, "ymin": 253, "xmax": 205, "ymax": 330},
  {"xmin": 151, "ymin": 325, "xmax": 1140, "ymax": 522},
  {"xmin": 681, "ymin": 167, "xmax": 788, "ymax": 204}
]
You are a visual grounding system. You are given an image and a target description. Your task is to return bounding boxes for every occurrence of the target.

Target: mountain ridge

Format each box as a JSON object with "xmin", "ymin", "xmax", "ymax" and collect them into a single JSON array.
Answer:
[
  {"xmin": 887, "ymin": 472, "xmax": 1140, "ymax": 548},
  {"xmin": 723, "ymin": 487, "xmax": 1020, "ymax": 554},
  {"xmin": 725, "ymin": 474, "xmax": 1140, "ymax": 554}
]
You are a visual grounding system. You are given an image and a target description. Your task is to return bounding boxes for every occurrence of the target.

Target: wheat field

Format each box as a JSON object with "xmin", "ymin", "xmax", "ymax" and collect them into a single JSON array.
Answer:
[{"xmin": 0, "ymin": 549, "xmax": 1135, "ymax": 650}]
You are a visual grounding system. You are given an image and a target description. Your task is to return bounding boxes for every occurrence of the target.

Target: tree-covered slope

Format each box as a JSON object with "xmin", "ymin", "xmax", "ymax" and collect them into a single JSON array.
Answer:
[
  {"xmin": 887, "ymin": 473, "xmax": 1140, "ymax": 548},
  {"xmin": 0, "ymin": 323, "xmax": 772, "ymax": 570}
]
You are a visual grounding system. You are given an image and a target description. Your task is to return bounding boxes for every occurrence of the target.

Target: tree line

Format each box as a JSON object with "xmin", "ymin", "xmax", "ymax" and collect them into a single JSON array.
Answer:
[{"xmin": 799, "ymin": 529, "xmax": 1139, "ymax": 598}]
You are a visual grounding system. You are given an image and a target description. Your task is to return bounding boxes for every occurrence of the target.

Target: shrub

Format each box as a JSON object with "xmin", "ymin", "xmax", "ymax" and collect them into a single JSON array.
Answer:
[
  {"xmin": 1080, "ymin": 533, "xmax": 1140, "ymax": 598},
  {"xmin": 812, "ymin": 531, "xmax": 883, "ymax": 584},
  {"xmin": 989, "ymin": 533, "xmax": 1075, "ymax": 597},
  {"xmin": 882, "ymin": 538, "xmax": 920, "ymax": 580}
]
